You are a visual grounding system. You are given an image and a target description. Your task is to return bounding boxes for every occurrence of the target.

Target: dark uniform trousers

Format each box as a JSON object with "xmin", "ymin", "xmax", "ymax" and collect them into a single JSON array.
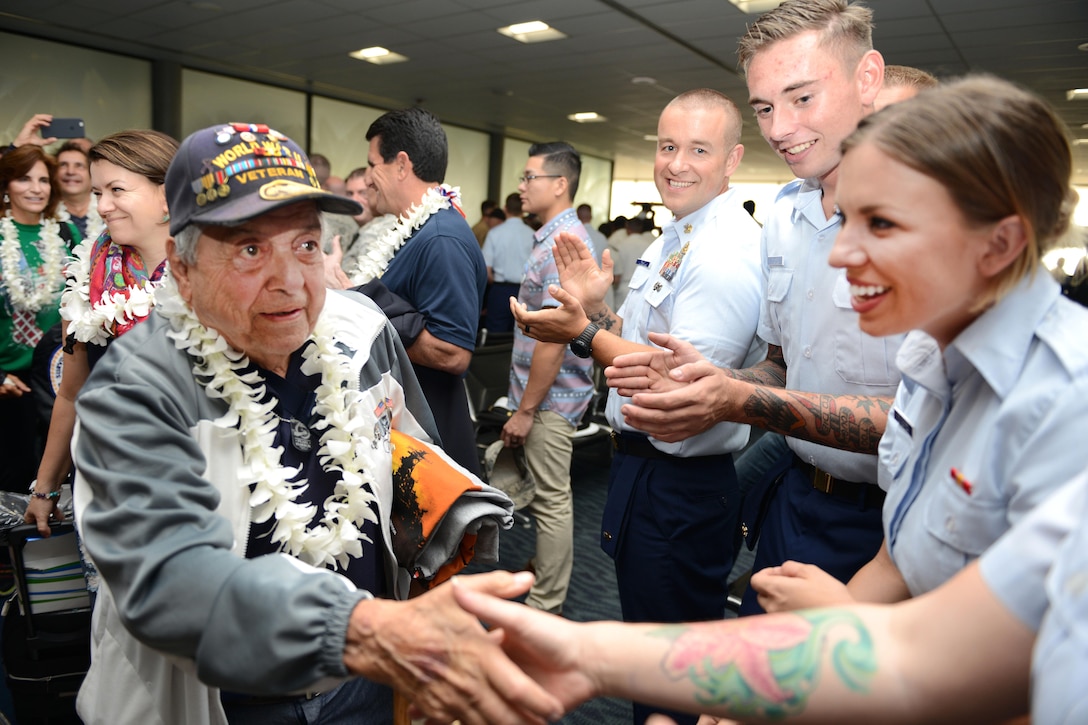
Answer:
[
  {"xmin": 602, "ymin": 433, "xmax": 740, "ymax": 725},
  {"xmin": 739, "ymin": 459, "xmax": 885, "ymax": 616}
]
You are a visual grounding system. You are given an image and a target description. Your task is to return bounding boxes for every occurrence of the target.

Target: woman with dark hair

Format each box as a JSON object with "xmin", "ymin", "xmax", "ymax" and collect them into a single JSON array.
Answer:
[
  {"xmin": 0, "ymin": 145, "xmax": 80, "ymax": 491},
  {"xmin": 25, "ymin": 130, "xmax": 177, "ymax": 532}
]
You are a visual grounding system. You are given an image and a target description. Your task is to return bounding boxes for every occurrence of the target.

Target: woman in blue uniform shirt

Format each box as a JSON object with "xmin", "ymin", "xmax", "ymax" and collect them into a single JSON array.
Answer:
[{"xmin": 751, "ymin": 74, "xmax": 1088, "ymax": 612}]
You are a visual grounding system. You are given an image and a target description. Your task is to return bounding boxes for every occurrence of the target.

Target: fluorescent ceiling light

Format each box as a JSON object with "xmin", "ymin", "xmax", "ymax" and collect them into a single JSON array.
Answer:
[
  {"xmin": 1067, "ymin": 88, "xmax": 1088, "ymax": 101},
  {"xmin": 349, "ymin": 46, "xmax": 409, "ymax": 65},
  {"xmin": 643, "ymin": 134, "xmax": 658, "ymax": 142},
  {"xmin": 567, "ymin": 112, "xmax": 606, "ymax": 123},
  {"xmin": 726, "ymin": 0, "xmax": 785, "ymax": 13},
  {"xmin": 497, "ymin": 20, "xmax": 567, "ymax": 43}
]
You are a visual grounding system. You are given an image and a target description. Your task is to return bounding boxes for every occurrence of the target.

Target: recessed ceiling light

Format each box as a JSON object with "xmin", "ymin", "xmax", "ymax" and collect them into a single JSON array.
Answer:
[
  {"xmin": 1067, "ymin": 88, "xmax": 1088, "ymax": 101},
  {"xmin": 349, "ymin": 46, "xmax": 409, "ymax": 65},
  {"xmin": 567, "ymin": 112, "xmax": 606, "ymax": 123},
  {"xmin": 497, "ymin": 20, "xmax": 568, "ymax": 44},
  {"xmin": 726, "ymin": 0, "xmax": 785, "ymax": 13}
]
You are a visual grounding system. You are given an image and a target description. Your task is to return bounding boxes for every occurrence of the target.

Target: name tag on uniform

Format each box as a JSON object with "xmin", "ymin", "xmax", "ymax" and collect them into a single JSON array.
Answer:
[
  {"xmin": 892, "ymin": 408, "xmax": 913, "ymax": 437},
  {"xmin": 767, "ymin": 255, "xmax": 784, "ymax": 267}
]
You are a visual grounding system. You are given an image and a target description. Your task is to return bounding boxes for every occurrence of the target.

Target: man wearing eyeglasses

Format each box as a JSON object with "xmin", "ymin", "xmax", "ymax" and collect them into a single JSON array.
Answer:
[{"xmin": 500, "ymin": 142, "xmax": 596, "ymax": 615}]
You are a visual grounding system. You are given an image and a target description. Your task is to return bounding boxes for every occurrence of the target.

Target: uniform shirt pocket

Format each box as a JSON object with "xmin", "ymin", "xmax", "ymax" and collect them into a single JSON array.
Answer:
[
  {"xmin": 764, "ymin": 267, "xmax": 793, "ymax": 336},
  {"xmin": 877, "ymin": 412, "xmax": 912, "ymax": 492},
  {"xmin": 644, "ymin": 276, "xmax": 673, "ymax": 309},
  {"xmin": 921, "ymin": 477, "xmax": 1006, "ymax": 575},
  {"xmin": 766, "ymin": 267, "xmax": 792, "ymax": 303},
  {"xmin": 831, "ymin": 274, "xmax": 898, "ymax": 386},
  {"xmin": 627, "ymin": 263, "xmax": 652, "ymax": 292}
]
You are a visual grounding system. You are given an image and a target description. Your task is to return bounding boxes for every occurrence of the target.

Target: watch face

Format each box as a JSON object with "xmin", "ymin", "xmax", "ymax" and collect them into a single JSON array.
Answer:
[{"xmin": 570, "ymin": 323, "xmax": 597, "ymax": 358}]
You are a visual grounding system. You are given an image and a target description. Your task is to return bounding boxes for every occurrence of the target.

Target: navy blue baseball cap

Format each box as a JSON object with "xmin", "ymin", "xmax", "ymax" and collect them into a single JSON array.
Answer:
[{"xmin": 166, "ymin": 122, "xmax": 361, "ymax": 236}]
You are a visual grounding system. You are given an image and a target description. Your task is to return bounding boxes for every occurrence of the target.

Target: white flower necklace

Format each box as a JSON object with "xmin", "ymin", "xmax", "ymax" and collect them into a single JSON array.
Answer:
[
  {"xmin": 0, "ymin": 213, "xmax": 68, "ymax": 313},
  {"xmin": 348, "ymin": 184, "xmax": 461, "ymax": 285},
  {"xmin": 58, "ymin": 199, "xmax": 106, "ymax": 244},
  {"xmin": 159, "ymin": 279, "xmax": 380, "ymax": 571},
  {"xmin": 60, "ymin": 238, "xmax": 164, "ymax": 346}
]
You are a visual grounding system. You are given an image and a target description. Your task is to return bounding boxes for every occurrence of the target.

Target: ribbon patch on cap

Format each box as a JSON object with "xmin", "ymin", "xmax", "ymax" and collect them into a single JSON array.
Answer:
[
  {"xmin": 259, "ymin": 179, "xmax": 325, "ymax": 202},
  {"xmin": 192, "ymin": 127, "xmax": 320, "ymax": 207}
]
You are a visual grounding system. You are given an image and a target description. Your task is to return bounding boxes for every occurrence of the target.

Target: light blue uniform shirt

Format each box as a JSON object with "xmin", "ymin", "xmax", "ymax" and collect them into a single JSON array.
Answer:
[
  {"xmin": 1032, "ymin": 474, "xmax": 1088, "ymax": 723},
  {"xmin": 608, "ymin": 188, "xmax": 765, "ymax": 457},
  {"xmin": 979, "ymin": 468, "xmax": 1088, "ymax": 722},
  {"xmin": 758, "ymin": 179, "xmax": 902, "ymax": 482},
  {"xmin": 482, "ymin": 217, "xmax": 534, "ymax": 283},
  {"xmin": 883, "ymin": 273, "xmax": 1088, "ymax": 595}
]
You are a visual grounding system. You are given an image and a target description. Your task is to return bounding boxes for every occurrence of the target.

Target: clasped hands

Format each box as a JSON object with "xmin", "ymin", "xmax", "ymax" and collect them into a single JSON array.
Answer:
[
  {"xmin": 510, "ymin": 233, "xmax": 744, "ymax": 442},
  {"xmin": 418, "ymin": 564, "xmax": 852, "ymax": 724},
  {"xmin": 509, "ymin": 231, "xmax": 608, "ymax": 343}
]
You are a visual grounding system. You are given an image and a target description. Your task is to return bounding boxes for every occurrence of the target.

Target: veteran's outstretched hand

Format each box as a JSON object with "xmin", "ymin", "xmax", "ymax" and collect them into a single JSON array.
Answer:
[
  {"xmin": 345, "ymin": 571, "xmax": 564, "ymax": 725},
  {"xmin": 452, "ymin": 575, "xmax": 598, "ymax": 713}
]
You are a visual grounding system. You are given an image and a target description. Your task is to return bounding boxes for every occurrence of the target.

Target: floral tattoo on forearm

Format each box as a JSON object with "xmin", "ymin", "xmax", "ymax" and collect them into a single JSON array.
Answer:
[{"xmin": 654, "ymin": 611, "xmax": 876, "ymax": 720}]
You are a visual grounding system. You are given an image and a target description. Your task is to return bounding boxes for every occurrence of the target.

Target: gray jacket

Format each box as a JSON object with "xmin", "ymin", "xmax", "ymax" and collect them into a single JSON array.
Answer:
[{"xmin": 72, "ymin": 289, "xmax": 509, "ymax": 724}]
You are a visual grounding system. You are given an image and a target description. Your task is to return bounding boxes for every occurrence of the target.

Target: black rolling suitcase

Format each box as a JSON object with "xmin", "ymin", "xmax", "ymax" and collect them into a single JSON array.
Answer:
[{"xmin": 1, "ymin": 523, "xmax": 91, "ymax": 724}]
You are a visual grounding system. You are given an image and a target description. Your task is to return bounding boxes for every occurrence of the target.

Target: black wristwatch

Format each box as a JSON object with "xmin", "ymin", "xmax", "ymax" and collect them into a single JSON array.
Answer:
[{"xmin": 569, "ymin": 322, "xmax": 600, "ymax": 358}]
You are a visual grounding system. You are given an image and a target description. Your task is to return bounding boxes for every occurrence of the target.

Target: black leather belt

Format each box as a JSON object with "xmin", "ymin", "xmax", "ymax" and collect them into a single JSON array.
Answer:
[
  {"xmin": 221, "ymin": 690, "xmax": 322, "ymax": 706},
  {"xmin": 611, "ymin": 432, "xmax": 672, "ymax": 460},
  {"xmin": 795, "ymin": 458, "xmax": 885, "ymax": 508},
  {"xmin": 610, "ymin": 432, "xmax": 729, "ymax": 462}
]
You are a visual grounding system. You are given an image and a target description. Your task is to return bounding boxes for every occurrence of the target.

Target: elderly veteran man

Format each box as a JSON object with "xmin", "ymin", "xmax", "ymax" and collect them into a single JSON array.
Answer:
[{"xmin": 70, "ymin": 123, "xmax": 561, "ymax": 725}]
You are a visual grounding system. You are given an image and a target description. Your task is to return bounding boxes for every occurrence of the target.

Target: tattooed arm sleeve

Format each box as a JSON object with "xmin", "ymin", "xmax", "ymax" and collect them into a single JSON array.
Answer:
[
  {"xmin": 584, "ymin": 565, "xmax": 1032, "ymax": 723},
  {"xmin": 723, "ymin": 345, "xmax": 890, "ymax": 454}
]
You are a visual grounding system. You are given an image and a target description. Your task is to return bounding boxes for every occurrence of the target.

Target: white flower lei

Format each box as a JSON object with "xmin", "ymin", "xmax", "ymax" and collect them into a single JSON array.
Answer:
[
  {"xmin": 348, "ymin": 184, "xmax": 460, "ymax": 285},
  {"xmin": 60, "ymin": 238, "xmax": 164, "ymax": 346},
  {"xmin": 0, "ymin": 213, "xmax": 68, "ymax": 313},
  {"xmin": 158, "ymin": 279, "xmax": 379, "ymax": 571},
  {"xmin": 58, "ymin": 199, "xmax": 106, "ymax": 244}
]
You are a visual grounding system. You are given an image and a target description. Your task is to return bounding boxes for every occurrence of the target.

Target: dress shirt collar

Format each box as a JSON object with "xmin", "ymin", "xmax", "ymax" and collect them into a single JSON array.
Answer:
[
  {"xmin": 897, "ymin": 273, "xmax": 1061, "ymax": 400},
  {"xmin": 665, "ymin": 186, "xmax": 739, "ymax": 240},
  {"xmin": 533, "ymin": 207, "xmax": 578, "ymax": 244},
  {"xmin": 790, "ymin": 177, "xmax": 840, "ymax": 232}
]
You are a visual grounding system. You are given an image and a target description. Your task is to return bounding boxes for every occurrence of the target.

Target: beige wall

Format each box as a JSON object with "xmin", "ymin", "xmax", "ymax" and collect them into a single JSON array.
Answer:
[{"xmin": 0, "ymin": 31, "xmax": 151, "ymax": 147}]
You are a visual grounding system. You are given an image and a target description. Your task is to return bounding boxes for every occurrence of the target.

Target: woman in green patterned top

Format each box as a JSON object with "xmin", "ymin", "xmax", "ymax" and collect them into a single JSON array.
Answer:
[{"xmin": 0, "ymin": 145, "xmax": 79, "ymax": 491}]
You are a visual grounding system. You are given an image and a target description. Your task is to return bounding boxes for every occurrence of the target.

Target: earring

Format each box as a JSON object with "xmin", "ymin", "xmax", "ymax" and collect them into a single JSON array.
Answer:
[
  {"xmin": 2, "ymin": 193, "xmax": 7, "ymax": 205},
  {"xmin": 161, "ymin": 212, "xmax": 170, "ymax": 223}
]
